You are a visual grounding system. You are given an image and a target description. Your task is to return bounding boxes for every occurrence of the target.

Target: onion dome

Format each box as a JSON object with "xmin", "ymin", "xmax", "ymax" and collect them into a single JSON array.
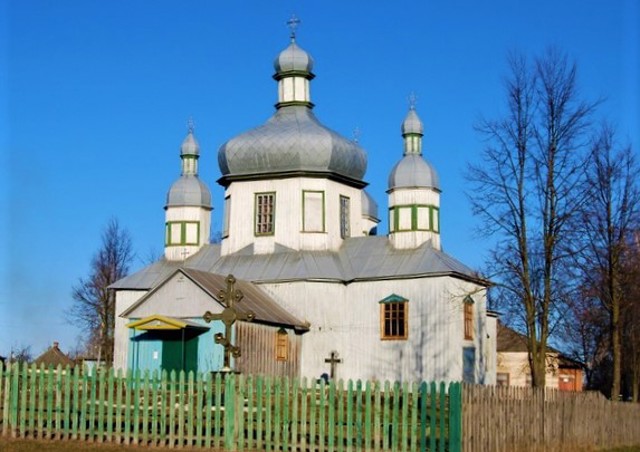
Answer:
[
  {"xmin": 166, "ymin": 127, "xmax": 212, "ymax": 209},
  {"xmin": 218, "ymin": 31, "xmax": 368, "ymax": 188},
  {"xmin": 388, "ymin": 105, "xmax": 440, "ymax": 191},
  {"xmin": 274, "ymin": 41, "xmax": 314, "ymax": 79},
  {"xmin": 362, "ymin": 189, "xmax": 379, "ymax": 220}
]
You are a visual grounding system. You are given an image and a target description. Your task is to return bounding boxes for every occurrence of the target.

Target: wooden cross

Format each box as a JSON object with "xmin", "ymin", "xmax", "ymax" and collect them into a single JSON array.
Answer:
[
  {"xmin": 324, "ymin": 350, "xmax": 342, "ymax": 380},
  {"xmin": 203, "ymin": 274, "xmax": 255, "ymax": 371}
]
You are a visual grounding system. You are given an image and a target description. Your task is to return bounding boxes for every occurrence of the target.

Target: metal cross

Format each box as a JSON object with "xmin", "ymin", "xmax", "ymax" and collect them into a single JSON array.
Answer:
[
  {"xmin": 187, "ymin": 116, "xmax": 195, "ymax": 134},
  {"xmin": 352, "ymin": 126, "xmax": 361, "ymax": 143},
  {"xmin": 203, "ymin": 274, "xmax": 255, "ymax": 371},
  {"xmin": 408, "ymin": 91, "xmax": 418, "ymax": 110},
  {"xmin": 287, "ymin": 14, "xmax": 301, "ymax": 41},
  {"xmin": 180, "ymin": 248, "xmax": 190, "ymax": 262},
  {"xmin": 324, "ymin": 350, "xmax": 342, "ymax": 380}
]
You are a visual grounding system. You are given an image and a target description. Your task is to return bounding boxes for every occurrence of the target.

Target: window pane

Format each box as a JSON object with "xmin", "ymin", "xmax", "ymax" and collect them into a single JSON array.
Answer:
[
  {"xmin": 303, "ymin": 191, "xmax": 324, "ymax": 232},
  {"xmin": 340, "ymin": 196, "xmax": 350, "ymax": 238},
  {"xmin": 255, "ymin": 193, "xmax": 275, "ymax": 235}
]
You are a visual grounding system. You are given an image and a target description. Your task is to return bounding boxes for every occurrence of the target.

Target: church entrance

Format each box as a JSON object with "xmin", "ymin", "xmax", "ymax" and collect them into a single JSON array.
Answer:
[{"xmin": 127, "ymin": 315, "xmax": 209, "ymax": 374}]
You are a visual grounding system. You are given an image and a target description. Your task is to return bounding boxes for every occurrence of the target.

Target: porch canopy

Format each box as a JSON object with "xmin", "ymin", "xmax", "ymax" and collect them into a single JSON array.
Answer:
[{"xmin": 126, "ymin": 314, "xmax": 209, "ymax": 331}]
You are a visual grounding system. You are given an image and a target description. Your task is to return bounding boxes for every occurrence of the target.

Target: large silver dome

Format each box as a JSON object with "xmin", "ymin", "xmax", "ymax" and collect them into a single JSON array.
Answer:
[
  {"xmin": 218, "ymin": 106, "xmax": 367, "ymax": 186},
  {"xmin": 388, "ymin": 154, "xmax": 440, "ymax": 191}
]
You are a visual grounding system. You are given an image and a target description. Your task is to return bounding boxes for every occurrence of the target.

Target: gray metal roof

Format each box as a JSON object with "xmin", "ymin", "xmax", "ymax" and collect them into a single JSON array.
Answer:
[
  {"xmin": 218, "ymin": 106, "xmax": 368, "ymax": 186},
  {"xmin": 166, "ymin": 175, "xmax": 212, "ymax": 209},
  {"xmin": 402, "ymin": 108, "xmax": 424, "ymax": 136},
  {"xmin": 274, "ymin": 41, "xmax": 314, "ymax": 78},
  {"xmin": 388, "ymin": 154, "xmax": 440, "ymax": 191},
  {"xmin": 180, "ymin": 132, "xmax": 200, "ymax": 156},
  {"xmin": 121, "ymin": 268, "xmax": 308, "ymax": 331},
  {"xmin": 361, "ymin": 189, "xmax": 379, "ymax": 220},
  {"xmin": 111, "ymin": 236, "xmax": 487, "ymax": 292}
]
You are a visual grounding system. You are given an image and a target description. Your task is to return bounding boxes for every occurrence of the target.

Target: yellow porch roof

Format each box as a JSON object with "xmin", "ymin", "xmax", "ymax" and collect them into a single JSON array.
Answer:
[{"xmin": 126, "ymin": 314, "xmax": 209, "ymax": 331}]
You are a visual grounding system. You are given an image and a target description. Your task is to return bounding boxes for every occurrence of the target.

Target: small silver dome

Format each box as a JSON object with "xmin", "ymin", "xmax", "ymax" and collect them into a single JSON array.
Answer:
[
  {"xmin": 166, "ymin": 176, "xmax": 212, "ymax": 209},
  {"xmin": 218, "ymin": 106, "xmax": 367, "ymax": 185},
  {"xmin": 274, "ymin": 42, "xmax": 314, "ymax": 79},
  {"xmin": 181, "ymin": 132, "xmax": 200, "ymax": 156},
  {"xmin": 388, "ymin": 154, "xmax": 440, "ymax": 191},
  {"xmin": 361, "ymin": 190, "xmax": 379, "ymax": 220},
  {"xmin": 401, "ymin": 109, "xmax": 423, "ymax": 135}
]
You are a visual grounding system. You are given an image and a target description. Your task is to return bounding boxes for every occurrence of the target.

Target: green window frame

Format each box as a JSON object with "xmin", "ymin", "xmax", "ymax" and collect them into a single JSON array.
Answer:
[
  {"xmin": 165, "ymin": 221, "xmax": 200, "ymax": 247},
  {"xmin": 389, "ymin": 204, "xmax": 440, "ymax": 233},
  {"xmin": 255, "ymin": 192, "xmax": 276, "ymax": 236},
  {"xmin": 302, "ymin": 190, "xmax": 325, "ymax": 232}
]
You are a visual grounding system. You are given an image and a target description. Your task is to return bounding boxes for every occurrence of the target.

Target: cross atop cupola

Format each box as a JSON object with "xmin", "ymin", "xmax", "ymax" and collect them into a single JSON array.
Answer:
[{"xmin": 287, "ymin": 14, "xmax": 300, "ymax": 41}]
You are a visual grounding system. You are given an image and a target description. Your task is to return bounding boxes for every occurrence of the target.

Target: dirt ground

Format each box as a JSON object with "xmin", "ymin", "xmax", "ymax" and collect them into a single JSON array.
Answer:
[{"xmin": 0, "ymin": 437, "xmax": 638, "ymax": 452}]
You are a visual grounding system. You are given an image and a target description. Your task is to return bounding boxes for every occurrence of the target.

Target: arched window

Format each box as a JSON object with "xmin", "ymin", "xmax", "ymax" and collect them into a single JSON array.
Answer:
[{"xmin": 275, "ymin": 328, "xmax": 289, "ymax": 361}]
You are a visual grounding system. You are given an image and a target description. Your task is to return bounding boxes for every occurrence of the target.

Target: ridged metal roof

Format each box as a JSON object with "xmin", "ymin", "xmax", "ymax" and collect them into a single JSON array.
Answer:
[
  {"xmin": 111, "ymin": 236, "xmax": 486, "ymax": 291},
  {"xmin": 274, "ymin": 41, "xmax": 314, "ymax": 78},
  {"xmin": 361, "ymin": 189, "xmax": 379, "ymax": 220},
  {"xmin": 165, "ymin": 175, "xmax": 212, "ymax": 209},
  {"xmin": 388, "ymin": 154, "xmax": 440, "ymax": 191},
  {"xmin": 120, "ymin": 268, "xmax": 308, "ymax": 330},
  {"xmin": 401, "ymin": 108, "xmax": 424, "ymax": 135},
  {"xmin": 218, "ymin": 106, "xmax": 368, "ymax": 186}
]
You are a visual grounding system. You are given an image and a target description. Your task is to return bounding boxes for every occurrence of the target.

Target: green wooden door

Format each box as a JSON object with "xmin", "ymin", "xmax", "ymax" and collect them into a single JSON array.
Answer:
[{"xmin": 161, "ymin": 331, "xmax": 198, "ymax": 373}]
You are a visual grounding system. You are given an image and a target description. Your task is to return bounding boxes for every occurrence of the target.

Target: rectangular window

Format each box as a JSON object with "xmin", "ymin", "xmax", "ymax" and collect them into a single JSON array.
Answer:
[
  {"xmin": 340, "ymin": 195, "xmax": 350, "ymax": 238},
  {"xmin": 165, "ymin": 221, "xmax": 200, "ymax": 246},
  {"xmin": 388, "ymin": 208, "xmax": 396, "ymax": 232},
  {"xmin": 397, "ymin": 206, "xmax": 413, "ymax": 231},
  {"xmin": 431, "ymin": 207, "xmax": 440, "ymax": 233},
  {"xmin": 275, "ymin": 329, "xmax": 289, "ymax": 361},
  {"xmin": 464, "ymin": 300, "xmax": 474, "ymax": 340},
  {"xmin": 255, "ymin": 192, "xmax": 275, "ymax": 236},
  {"xmin": 223, "ymin": 195, "xmax": 231, "ymax": 238},
  {"xmin": 381, "ymin": 302, "xmax": 408, "ymax": 340},
  {"xmin": 303, "ymin": 190, "xmax": 325, "ymax": 232},
  {"xmin": 497, "ymin": 372, "xmax": 510, "ymax": 387}
]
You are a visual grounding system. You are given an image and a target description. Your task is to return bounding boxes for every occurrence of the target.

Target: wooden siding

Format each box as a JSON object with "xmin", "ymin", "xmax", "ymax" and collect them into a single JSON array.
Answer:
[
  {"xmin": 221, "ymin": 177, "xmax": 366, "ymax": 255},
  {"xmin": 259, "ymin": 277, "xmax": 491, "ymax": 383},
  {"xmin": 164, "ymin": 206, "xmax": 211, "ymax": 261},
  {"xmin": 113, "ymin": 290, "xmax": 147, "ymax": 371},
  {"xmin": 497, "ymin": 351, "xmax": 560, "ymax": 388},
  {"xmin": 235, "ymin": 322, "xmax": 300, "ymax": 378}
]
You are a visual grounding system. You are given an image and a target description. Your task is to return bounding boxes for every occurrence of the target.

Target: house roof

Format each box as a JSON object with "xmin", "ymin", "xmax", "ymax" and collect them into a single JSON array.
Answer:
[
  {"xmin": 34, "ymin": 342, "xmax": 74, "ymax": 368},
  {"xmin": 496, "ymin": 323, "xmax": 584, "ymax": 369},
  {"xmin": 121, "ymin": 268, "xmax": 309, "ymax": 332},
  {"xmin": 111, "ymin": 236, "xmax": 487, "ymax": 291}
]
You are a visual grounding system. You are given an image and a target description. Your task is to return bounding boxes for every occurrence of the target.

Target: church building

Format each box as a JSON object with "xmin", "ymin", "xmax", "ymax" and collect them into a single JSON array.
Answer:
[{"xmin": 111, "ymin": 26, "xmax": 497, "ymax": 384}]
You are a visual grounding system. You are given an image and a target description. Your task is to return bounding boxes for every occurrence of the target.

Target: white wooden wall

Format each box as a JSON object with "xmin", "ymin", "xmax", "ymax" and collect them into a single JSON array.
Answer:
[
  {"xmin": 221, "ymin": 177, "xmax": 366, "ymax": 255},
  {"xmin": 259, "ymin": 276, "xmax": 490, "ymax": 383},
  {"xmin": 113, "ymin": 289, "xmax": 148, "ymax": 371}
]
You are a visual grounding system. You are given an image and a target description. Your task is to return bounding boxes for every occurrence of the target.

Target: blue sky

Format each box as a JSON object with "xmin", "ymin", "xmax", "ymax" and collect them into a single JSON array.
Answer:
[{"xmin": 1, "ymin": 1, "xmax": 638, "ymax": 358}]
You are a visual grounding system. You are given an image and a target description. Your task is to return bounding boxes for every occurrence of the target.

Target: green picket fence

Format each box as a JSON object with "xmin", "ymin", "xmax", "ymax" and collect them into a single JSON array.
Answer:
[{"xmin": 0, "ymin": 362, "xmax": 461, "ymax": 451}]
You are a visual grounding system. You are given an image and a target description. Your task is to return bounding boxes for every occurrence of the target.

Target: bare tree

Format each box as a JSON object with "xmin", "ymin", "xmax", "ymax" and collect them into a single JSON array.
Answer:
[
  {"xmin": 468, "ymin": 49, "xmax": 596, "ymax": 387},
  {"xmin": 68, "ymin": 218, "xmax": 134, "ymax": 365},
  {"xmin": 576, "ymin": 127, "xmax": 639, "ymax": 398},
  {"xmin": 10, "ymin": 344, "xmax": 33, "ymax": 364}
]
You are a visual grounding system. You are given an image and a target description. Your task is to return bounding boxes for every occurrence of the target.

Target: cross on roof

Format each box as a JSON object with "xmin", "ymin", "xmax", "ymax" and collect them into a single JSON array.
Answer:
[
  {"xmin": 187, "ymin": 116, "xmax": 195, "ymax": 134},
  {"xmin": 287, "ymin": 14, "xmax": 301, "ymax": 41},
  {"xmin": 324, "ymin": 350, "xmax": 342, "ymax": 380},
  {"xmin": 408, "ymin": 91, "xmax": 418, "ymax": 110},
  {"xmin": 203, "ymin": 274, "xmax": 255, "ymax": 371}
]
